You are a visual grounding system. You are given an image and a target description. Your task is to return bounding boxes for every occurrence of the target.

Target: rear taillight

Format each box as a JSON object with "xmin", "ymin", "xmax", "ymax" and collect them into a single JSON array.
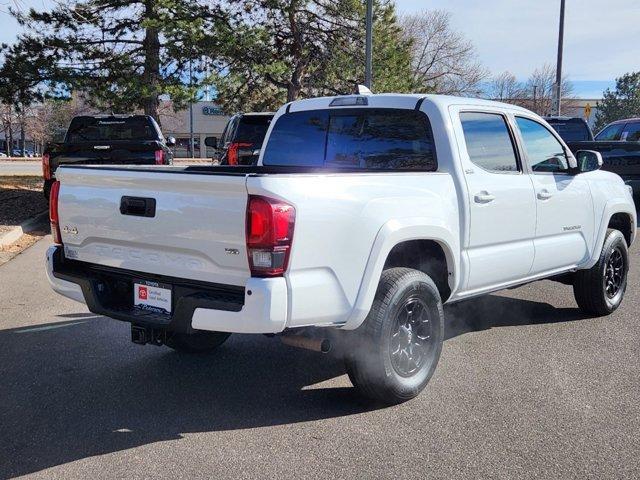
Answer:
[
  {"xmin": 246, "ymin": 195, "xmax": 295, "ymax": 277},
  {"xmin": 227, "ymin": 142, "xmax": 253, "ymax": 166},
  {"xmin": 155, "ymin": 149, "xmax": 164, "ymax": 165},
  {"xmin": 49, "ymin": 180, "xmax": 62, "ymax": 245},
  {"xmin": 42, "ymin": 153, "xmax": 51, "ymax": 180}
]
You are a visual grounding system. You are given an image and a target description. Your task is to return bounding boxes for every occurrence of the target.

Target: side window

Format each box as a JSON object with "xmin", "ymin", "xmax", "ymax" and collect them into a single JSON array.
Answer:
[
  {"xmin": 595, "ymin": 123, "xmax": 624, "ymax": 141},
  {"xmin": 516, "ymin": 117, "xmax": 569, "ymax": 173},
  {"xmin": 219, "ymin": 120, "xmax": 231, "ymax": 146},
  {"xmin": 227, "ymin": 117, "xmax": 240, "ymax": 144},
  {"xmin": 622, "ymin": 122, "xmax": 640, "ymax": 142},
  {"xmin": 459, "ymin": 112, "xmax": 519, "ymax": 173}
]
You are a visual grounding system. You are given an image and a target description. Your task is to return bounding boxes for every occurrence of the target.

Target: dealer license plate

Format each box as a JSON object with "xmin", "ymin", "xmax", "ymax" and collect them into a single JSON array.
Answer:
[{"xmin": 133, "ymin": 280, "xmax": 172, "ymax": 315}]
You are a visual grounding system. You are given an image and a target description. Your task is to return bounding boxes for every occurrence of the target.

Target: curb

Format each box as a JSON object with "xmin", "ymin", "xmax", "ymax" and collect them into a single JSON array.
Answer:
[{"xmin": 0, "ymin": 211, "xmax": 49, "ymax": 247}]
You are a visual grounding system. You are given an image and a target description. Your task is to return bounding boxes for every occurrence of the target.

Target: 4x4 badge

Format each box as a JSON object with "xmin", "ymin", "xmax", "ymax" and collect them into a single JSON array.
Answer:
[{"xmin": 62, "ymin": 226, "xmax": 78, "ymax": 235}]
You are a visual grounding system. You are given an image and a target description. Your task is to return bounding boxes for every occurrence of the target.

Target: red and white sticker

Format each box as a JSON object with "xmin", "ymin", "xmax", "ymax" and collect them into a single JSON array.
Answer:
[{"xmin": 134, "ymin": 281, "xmax": 172, "ymax": 314}]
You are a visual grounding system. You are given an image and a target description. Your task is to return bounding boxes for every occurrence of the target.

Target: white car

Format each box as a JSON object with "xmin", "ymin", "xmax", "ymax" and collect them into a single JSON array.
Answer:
[{"xmin": 46, "ymin": 94, "xmax": 636, "ymax": 404}]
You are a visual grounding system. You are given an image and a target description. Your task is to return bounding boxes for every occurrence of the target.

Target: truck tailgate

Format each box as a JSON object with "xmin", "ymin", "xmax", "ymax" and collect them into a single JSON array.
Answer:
[{"xmin": 56, "ymin": 167, "xmax": 251, "ymax": 286}]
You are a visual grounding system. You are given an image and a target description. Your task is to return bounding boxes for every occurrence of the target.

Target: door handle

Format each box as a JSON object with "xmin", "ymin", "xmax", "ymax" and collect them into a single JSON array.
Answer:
[
  {"xmin": 474, "ymin": 191, "xmax": 495, "ymax": 203},
  {"xmin": 537, "ymin": 190, "xmax": 553, "ymax": 200}
]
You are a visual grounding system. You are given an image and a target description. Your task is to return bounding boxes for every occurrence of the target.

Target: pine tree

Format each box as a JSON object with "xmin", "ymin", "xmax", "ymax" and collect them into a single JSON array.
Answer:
[
  {"xmin": 212, "ymin": 0, "xmax": 414, "ymax": 113},
  {"xmin": 4, "ymin": 0, "xmax": 230, "ymax": 123},
  {"xmin": 594, "ymin": 72, "xmax": 640, "ymax": 132}
]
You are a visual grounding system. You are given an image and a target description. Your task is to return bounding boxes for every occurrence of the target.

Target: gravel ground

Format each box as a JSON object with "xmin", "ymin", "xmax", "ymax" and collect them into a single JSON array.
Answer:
[{"xmin": 0, "ymin": 176, "xmax": 47, "ymax": 235}]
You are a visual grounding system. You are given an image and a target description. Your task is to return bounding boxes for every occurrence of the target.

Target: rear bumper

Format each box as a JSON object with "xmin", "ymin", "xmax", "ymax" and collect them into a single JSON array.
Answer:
[{"xmin": 45, "ymin": 245, "xmax": 288, "ymax": 334}]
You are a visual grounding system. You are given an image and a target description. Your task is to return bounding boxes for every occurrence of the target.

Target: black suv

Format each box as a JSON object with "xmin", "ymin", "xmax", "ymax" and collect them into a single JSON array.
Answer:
[
  {"xmin": 43, "ymin": 115, "xmax": 175, "ymax": 198},
  {"xmin": 207, "ymin": 112, "xmax": 274, "ymax": 165}
]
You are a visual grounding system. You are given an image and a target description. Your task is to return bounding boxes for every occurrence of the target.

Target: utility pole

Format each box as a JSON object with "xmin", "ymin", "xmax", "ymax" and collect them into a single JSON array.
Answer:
[
  {"xmin": 554, "ymin": 0, "xmax": 566, "ymax": 116},
  {"xmin": 533, "ymin": 85, "xmax": 538, "ymax": 114},
  {"xmin": 364, "ymin": 0, "xmax": 373, "ymax": 89},
  {"xmin": 189, "ymin": 58, "xmax": 195, "ymax": 159}
]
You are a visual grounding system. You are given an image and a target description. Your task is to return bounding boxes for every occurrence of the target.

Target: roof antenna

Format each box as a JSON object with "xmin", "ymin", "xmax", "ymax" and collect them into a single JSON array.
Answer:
[{"xmin": 357, "ymin": 84, "xmax": 372, "ymax": 95}]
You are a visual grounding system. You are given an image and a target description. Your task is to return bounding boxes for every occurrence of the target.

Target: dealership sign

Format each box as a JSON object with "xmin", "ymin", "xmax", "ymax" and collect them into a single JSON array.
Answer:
[{"xmin": 202, "ymin": 106, "xmax": 224, "ymax": 116}]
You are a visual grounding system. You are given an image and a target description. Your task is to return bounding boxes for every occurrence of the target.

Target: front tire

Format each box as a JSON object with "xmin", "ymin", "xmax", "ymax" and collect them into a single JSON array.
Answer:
[
  {"xmin": 345, "ymin": 268, "xmax": 444, "ymax": 405},
  {"xmin": 165, "ymin": 331, "xmax": 231, "ymax": 353},
  {"xmin": 573, "ymin": 228, "xmax": 629, "ymax": 316}
]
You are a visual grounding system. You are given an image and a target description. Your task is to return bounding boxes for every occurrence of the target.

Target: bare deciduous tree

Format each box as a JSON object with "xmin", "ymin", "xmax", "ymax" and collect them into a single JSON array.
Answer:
[
  {"xmin": 487, "ymin": 71, "xmax": 525, "ymax": 102},
  {"xmin": 524, "ymin": 64, "xmax": 575, "ymax": 115},
  {"xmin": 0, "ymin": 104, "xmax": 17, "ymax": 154},
  {"xmin": 400, "ymin": 9, "xmax": 487, "ymax": 96}
]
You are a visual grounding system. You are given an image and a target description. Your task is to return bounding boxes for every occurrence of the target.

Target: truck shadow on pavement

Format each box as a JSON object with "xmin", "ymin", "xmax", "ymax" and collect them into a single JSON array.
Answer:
[{"xmin": 0, "ymin": 294, "xmax": 587, "ymax": 478}]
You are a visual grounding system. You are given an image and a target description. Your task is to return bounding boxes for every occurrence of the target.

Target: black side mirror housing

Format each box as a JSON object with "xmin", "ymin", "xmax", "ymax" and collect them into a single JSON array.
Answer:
[
  {"xmin": 204, "ymin": 136, "xmax": 218, "ymax": 149},
  {"xmin": 166, "ymin": 136, "xmax": 176, "ymax": 147},
  {"xmin": 574, "ymin": 150, "xmax": 603, "ymax": 173}
]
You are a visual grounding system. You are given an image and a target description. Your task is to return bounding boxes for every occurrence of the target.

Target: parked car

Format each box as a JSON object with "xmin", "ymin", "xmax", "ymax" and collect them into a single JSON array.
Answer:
[
  {"xmin": 207, "ymin": 112, "xmax": 274, "ymax": 165},
  {"xmin": 42, "ymin": 114, "xmax": 175, "ymax": 198},
  {"xmin": 46, "ymin": 94, "xmax": 636, "ymax": 405},
  {"xmin": 595, "ymin": 117, "xmax": 640, "ymax": 141},
  {"xmin": 544, "ymin": 116, "xmax": 594, "ymax": 142},
  {"xmin": 565, "ymin": 117, "xmax": 640, "ymax": 196},
  {"xmin": 11, "ymin": 148, "xmax": 35, "ymax": 157}
]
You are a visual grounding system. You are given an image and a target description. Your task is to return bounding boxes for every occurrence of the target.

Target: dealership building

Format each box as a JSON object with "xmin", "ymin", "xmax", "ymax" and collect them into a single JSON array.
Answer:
[{"xmin": 159, "ymin": 101, "xmax": 231, "ymax": 159}]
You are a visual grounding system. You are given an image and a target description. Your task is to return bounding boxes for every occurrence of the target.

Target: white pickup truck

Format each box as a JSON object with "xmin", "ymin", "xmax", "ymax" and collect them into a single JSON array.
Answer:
[{"xmin": 46, "ymin": 94, "xmax": 636, "ymax": 404}]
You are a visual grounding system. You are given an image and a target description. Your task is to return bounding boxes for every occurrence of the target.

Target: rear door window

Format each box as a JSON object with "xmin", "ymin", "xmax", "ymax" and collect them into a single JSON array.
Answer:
[
  {"xmin": 621, "ymin": 122, "xmax": 640, "ymax": 142},
  {"xmin": 459, "ymin": 112, "xmax": 519, "ymax": 173},
  {"xmin": 262, "ymin": 109, "xmax": 436, "ymax": 170}
]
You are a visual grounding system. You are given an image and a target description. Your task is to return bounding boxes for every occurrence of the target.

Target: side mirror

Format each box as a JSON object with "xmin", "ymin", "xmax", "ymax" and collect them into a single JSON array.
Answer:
[
  {"xmin": 575, "ymin": 150, "xmax": 603, "ymax": 173},
  {"xmin": 166, "ymin": 136, "xmax": 176, "ymax": 147},
  {"xmin": 204, "ymin": 136, "xmax": 218, "ymax": 149}
]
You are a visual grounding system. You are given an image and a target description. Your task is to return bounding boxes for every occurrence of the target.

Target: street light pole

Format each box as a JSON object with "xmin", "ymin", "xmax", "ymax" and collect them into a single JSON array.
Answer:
[
  {"xmin": 554, "ymin": 0, "xmax": 565, "ymax": 116},
  {"xmin": 364, "ymin": 0, "xmax": 373, "ymax": 89},
  {"xmin": 189, "ymin": 58, "xmax": 195, "ymax": 159}
]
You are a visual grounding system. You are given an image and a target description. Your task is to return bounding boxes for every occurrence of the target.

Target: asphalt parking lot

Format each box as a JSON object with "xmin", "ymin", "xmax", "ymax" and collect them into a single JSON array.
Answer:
[{"xmin": 1, "ymin": 236, "xmax": 639, "ymax": 479}]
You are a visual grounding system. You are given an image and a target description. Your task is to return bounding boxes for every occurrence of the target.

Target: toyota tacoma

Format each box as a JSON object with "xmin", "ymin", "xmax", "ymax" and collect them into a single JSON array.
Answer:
[{"xmin": 45, "ymin": 94, "xmax": 636, "ymax": 404}]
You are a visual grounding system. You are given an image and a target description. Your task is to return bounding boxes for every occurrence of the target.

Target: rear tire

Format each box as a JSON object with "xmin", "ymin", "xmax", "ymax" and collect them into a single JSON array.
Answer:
[
  {"xmin": 345, "ymin": 268, "xmax": 444, "ymax": 405},
  {"xmin": 165, "ymin": 331, "xmax": 231, "ymax": 353},
  {"xmin": 573, "ymin": 228, "xmax": 629, "ymax": 316}
]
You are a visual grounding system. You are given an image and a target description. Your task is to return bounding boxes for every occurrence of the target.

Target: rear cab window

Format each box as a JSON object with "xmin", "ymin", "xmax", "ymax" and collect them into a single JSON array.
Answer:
[
  {"xmin": 459, "ymin": 112, "xmax": 520, "ymax": 173},
  {"xmin": 65, "ymin": 117, "xmax": 158, "ymax": 143},
  {"xmin": 235, "ymin": 116, "xmax": 273, "ymax": 145},
  {"xmin": 546, "ymin": 119, "xmax": 592, "ymax": 142},
  {"xmin": 262, "ymin": 108, "xmax": 437, "ymax": 171}
]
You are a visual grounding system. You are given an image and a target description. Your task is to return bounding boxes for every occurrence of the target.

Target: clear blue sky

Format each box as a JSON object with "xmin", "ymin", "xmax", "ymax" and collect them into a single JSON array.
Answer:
[{"xmin": 2, "ymin": 0, "xmax": 638, "ymax": 98}]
